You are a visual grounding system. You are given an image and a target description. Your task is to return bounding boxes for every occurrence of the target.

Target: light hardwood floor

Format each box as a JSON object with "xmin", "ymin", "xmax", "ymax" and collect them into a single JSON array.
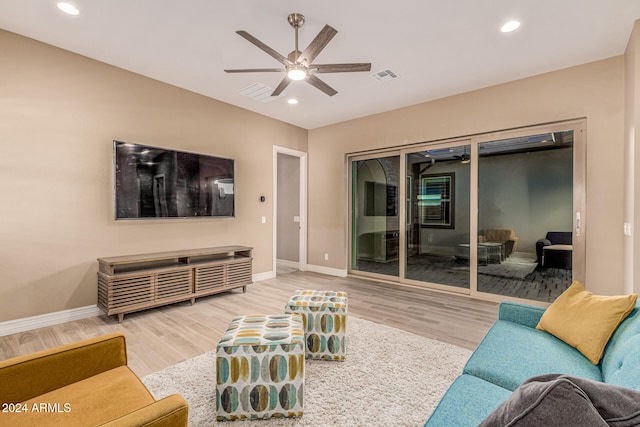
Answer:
[{"xmin": 0, "ymin": 271, "xmax": 499, "ymax": 377}]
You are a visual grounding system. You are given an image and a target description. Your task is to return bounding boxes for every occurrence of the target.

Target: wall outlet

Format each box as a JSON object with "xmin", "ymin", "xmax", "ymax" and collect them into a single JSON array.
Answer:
[{"xmin": 324, "ymin": 253, "xmax": 329, "ymax": 261}]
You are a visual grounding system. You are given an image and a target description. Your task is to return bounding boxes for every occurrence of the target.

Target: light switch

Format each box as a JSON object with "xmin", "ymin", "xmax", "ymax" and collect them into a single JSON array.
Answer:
[
  {"xmin": 261, "ymin": 216, "xmax": 266, "ymax": 224},
  {"xmin": 293, "ymin": 216, "xmax": 300, "ymax": 223}
]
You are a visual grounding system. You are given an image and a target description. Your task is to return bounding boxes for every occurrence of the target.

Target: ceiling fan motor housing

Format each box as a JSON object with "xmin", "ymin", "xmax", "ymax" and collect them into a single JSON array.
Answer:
[{"xmin": 287, "ymin": 13, "xmax": 305, "ymax": 29}]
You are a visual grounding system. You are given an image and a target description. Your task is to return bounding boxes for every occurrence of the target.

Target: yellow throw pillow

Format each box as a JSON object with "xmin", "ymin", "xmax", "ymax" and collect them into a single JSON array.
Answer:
[{"xmin": 536, "ymin": 281, "xmax": 638, "ymax": 364}]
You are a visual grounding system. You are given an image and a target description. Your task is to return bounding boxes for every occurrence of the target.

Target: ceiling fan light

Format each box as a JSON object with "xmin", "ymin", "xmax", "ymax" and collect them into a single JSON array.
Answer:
[{"xmin": 287, "ymin": 68, "xmax": 307, "ymax": 81}]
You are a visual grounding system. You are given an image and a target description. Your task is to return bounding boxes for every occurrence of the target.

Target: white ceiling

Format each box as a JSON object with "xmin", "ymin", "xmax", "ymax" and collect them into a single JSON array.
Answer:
[{"xmin": 1, "ymin": 1, "xmax": 640, "ymax": 129}]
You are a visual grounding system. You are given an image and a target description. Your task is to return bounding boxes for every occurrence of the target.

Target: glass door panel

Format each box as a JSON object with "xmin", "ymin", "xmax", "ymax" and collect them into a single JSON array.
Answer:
[
  {"xmin": 404, "ymin": 145, "xmax": 470, "ymax": 289},
  {"xmin": 477, "ymin": 131, "xmax": 574, "ymax": 302},
  {"xmin": 351, "ymin": 155, "xmax": 400, "ymax": 277}
]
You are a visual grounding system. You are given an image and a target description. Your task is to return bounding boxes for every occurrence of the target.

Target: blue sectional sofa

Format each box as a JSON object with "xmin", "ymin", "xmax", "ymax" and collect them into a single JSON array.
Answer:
[{"xmin": 424, "ymin": 301, "xmax": 640, "ymax": 426}]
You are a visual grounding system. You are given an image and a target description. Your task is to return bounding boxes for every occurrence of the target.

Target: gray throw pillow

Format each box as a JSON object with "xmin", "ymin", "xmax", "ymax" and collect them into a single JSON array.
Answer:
[{"xmin": 479, "ymin": 374, "xmax": 640, "ymax": 427}]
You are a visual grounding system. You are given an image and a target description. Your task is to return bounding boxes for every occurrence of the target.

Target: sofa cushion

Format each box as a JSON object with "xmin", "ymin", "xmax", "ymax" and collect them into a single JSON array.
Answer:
[
  {"xmin": 601, "ymin": 306, "xmax": 640, "ymax": 390},
  {"xmin": 2, "ymin": 366, "xmax": 155, "ymax": 426},
  {"xmin": 478, "ymin": 374, "xmax": 640, "ymax": 427},
  {"xmin": 464, "ymin": 320, "xmax": 602, "ymax": 391},
  {"xmin": 536, "ymin": 281, "xmax": 637, "ymax": 364},
  {"xmin": 0, "ymin": 332, "xmax": 128, "ymax": 403},
  {"xmin": 423, "ymin": 374, "xmax": 512, "ymax": 427}
]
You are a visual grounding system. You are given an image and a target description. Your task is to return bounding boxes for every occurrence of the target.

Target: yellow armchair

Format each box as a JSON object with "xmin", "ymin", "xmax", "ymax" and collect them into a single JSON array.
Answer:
[{"xmin": 0, "ymin": 333, "xmax": 188, "ymax": 426}]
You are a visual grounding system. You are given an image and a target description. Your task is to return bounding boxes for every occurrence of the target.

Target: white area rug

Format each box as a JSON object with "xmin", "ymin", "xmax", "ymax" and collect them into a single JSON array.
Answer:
[
  {"xmin": 478, "ymin": 252, "xmax": 538, "ymax": 280},
  {"xmin": 142, "ymin": 317, "xmax": 472, "ymax": 427}
]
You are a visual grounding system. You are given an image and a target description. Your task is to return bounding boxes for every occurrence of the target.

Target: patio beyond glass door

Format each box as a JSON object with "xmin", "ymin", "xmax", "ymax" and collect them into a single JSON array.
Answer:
[
  {"xmin": 477, "ymin": 131, "xmax": 575, "ymax": 302},
  {"xmin": 351, "ymin": 155, "xmax": 400, "ymax": 277},
  {"xmin": 404, "ymin": 145, "xmax": 471, "ymax": 290}
]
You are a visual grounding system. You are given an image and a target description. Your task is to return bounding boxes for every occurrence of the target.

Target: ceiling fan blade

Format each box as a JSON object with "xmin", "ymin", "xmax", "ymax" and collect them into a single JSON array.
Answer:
[
  {"xmin": 236, "ymin": 30, "xmax": 291, "ymax": 65},
  {"xmin": 271, "ymin": 76, "xmax": 292, "ymax": 96},
  {"xmin": 224, "ymin": 68, "xmax": 285, "ymax": 73},
  {"xmin": 312, "ymin": 63, "xmax": 372, "ymax": 73},
  {"xmin": 306, "ymin": 74, "xmax": 338, "ymax": 96},
  {"xmin": 298, "ymin": 25, "xmax": 338, "ymax": 64}
]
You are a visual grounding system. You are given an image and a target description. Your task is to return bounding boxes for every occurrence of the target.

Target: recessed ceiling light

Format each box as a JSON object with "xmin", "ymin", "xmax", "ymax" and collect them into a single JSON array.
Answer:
[
  {"xmin": 287, "ymin": 99, "xmax": 299, "ymax": 105},
  {"xmin": 57, "ymin": 2, "xmax": 80, "ymax": 16},
  {"xmin": 501, "ymin": 20, "xmax": 521, "ymax": 33}
]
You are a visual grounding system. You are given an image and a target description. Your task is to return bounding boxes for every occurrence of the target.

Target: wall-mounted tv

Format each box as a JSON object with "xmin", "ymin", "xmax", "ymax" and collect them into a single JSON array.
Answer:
[{"xmin": 114, "ymin": 140, "xmax": 235, "ymax": 219}]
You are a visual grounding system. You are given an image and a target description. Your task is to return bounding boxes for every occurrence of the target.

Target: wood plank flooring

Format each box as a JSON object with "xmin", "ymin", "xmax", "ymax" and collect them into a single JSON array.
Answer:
[{"xmin": 0, "ymin": 271, "xmax": 499, "ymax": 377}]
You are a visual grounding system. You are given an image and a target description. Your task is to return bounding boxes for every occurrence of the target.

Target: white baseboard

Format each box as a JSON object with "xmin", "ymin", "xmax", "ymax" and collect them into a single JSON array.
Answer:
[
  {"xmin": 0, "ymin": 266, "xmax": 346, "ymax": 336},
  {"xmin": 306, "ymin": 264, "xmax": 348, "ymax": 277},
  {"xmin": 0, "ymin": 305, "xmax": 102, "ymax": 337},
  {"xmin": 253, "ymin": 271, "xmax": 276, "ymax": 282}
]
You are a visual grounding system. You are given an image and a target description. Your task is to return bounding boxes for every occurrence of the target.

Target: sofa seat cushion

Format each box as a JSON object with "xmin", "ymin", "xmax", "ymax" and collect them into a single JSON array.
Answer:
[
  {"xmin": 5, "ymin": 366, "xmax": 155, "ymax": 426},
  {"xmin": 463, "ymin": 320, "xmax": 602, "ymax": 391},
  {"xmin": 423, "ymin": 374, "xmax": 512, "ymax": 427},
  {"xmin": 542, "ymin": 244, "xmax": 572, "ymax": 252}
]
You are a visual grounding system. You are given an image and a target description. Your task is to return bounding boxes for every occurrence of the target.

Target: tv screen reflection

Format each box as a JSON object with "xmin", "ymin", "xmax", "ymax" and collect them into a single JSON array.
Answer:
[{"xmin": 114, "ymin": 141, "xmax": 235, "ymax": 219}]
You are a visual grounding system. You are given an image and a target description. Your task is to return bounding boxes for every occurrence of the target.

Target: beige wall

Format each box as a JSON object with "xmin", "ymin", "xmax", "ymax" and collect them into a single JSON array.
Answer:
[
  {"xmin": 1, "ymin": 26, "xmax": 634, "ymax": 323},
  {"xmin": 0, "ymin": 30, "xmax": 308, "ymax": 322},
  {"xmin": 625, "ymin": 20, "xmax": 640, "ymax": 294},
  {"xmin": 308, "ymin": 56, "xmax": 626, "ymax": 296}
]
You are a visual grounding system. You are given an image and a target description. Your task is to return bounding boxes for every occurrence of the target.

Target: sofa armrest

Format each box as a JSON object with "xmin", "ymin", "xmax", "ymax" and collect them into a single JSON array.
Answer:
[
  {"xmin": 498, "ymin": 302, "xmax": 546, "ymax": 328},
  {"xmin": 99, "ymin": 394, "xmax": 189, "ymax": 427},
  {"xmin": 0, "ymin": 332, "xmax": 127, "ymax": 403}
]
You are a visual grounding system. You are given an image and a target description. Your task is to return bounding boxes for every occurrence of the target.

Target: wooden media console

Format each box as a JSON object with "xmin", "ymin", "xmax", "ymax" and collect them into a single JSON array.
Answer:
[{"xmin": 97, "ymin": 246, "xmax": 253, "ymax": 322}]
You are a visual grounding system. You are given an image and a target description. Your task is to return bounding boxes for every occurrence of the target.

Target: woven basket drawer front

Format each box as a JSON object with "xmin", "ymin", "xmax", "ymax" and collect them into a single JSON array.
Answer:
[
  {"xmin": 108, "ymin": 274, "xmax": 154, "ymax": 309},
  {"xmin": 195, "ymin": 265, "xmax": 225, "ymax": 291},
  {"xmin": 227, "ymin": 260, "xmax": 252, "ymax": 286},
  {"xmin": 155, "ymin": 270, "xmax": 193, "ymax": 300}
]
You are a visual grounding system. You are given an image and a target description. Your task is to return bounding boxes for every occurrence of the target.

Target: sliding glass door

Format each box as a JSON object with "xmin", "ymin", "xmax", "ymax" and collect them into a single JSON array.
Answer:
[
  {"xmin": 404, "ymin": 144, "xmax": 471, "ymax": 290},
  {"xmin": 476, "ymin": 129, "xmax": 579, "ymax": 302},
  {"xmin": 351, "ymin": 154, "xmax": 400, "ymax": 277},
  {"xmin": 348, "ymin": 121, "xmax": 584, "ymax": 304}
]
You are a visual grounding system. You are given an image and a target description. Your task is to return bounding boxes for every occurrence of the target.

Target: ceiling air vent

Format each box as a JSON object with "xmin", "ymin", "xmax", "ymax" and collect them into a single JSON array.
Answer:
[
  {"xmin": 239, "ymin": 83, "xmax": 283, "ymax": 103},
  {"xmin": 371, "ymin": 69, "xmax": 398, "ymax": 83}
]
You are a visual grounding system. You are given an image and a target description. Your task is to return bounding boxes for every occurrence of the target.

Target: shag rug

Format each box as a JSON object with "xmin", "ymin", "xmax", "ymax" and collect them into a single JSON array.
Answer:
[{"xmin": 142, "ymin": 317, "xmax": 472, "ymax": 427}]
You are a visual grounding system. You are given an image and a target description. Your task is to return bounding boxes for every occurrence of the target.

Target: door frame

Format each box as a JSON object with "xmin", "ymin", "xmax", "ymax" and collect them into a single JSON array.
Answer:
[
  {"xmin": 469, "ymin": 119, "xmax": 586, "ymax": 302},
  {"xmin": 273, "ymin": 146, "xmax": 308, "ymax": 274},
  {"xmin": 346, "ymin": 119, "xmax": 586, "ymax": 305}
]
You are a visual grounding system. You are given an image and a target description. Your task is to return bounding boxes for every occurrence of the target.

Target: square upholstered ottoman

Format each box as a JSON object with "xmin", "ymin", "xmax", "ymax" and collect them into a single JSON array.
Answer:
[
  {"xmin": 284, "ymin": 290, "xmax": 348, "ymax": 361},
  {"xmin": 215, "ymin": 314, "xmax": 305, "ymax": 421}
]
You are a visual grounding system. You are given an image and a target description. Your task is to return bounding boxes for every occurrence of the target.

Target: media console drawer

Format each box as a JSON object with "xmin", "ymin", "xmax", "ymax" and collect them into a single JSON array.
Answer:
[{"xmin": 97, "ymin": 246, "xmax": 253, "ymax": 322}]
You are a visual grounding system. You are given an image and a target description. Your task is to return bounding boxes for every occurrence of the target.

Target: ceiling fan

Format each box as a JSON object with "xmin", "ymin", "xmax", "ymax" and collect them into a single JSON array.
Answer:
[{"xmin": 224, "ymin": 13, "xmax": 372, "ymax": 97}]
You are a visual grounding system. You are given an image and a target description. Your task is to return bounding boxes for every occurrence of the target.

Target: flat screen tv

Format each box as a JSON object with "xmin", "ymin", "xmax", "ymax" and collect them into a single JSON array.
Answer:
[{"xmin": 114, "ymin": 140, "xmax": 235, "ymax": 219}]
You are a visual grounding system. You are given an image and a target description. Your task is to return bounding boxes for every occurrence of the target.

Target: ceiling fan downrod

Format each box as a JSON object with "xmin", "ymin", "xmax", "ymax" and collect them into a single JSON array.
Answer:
[{"xmin": 288, "ymin": 13, "xmax": 305, "ymax": 64}]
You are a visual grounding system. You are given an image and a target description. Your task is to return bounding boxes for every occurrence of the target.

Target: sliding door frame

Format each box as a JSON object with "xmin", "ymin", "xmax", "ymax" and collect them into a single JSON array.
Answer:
[
  {"xmin": 347, "ymin": 149, "xmax": 402, "ymax": 282},
  {"xmin": 469, "ymin": 119, "xmax": 586, "ymax": 303},
  {"xmin": 399, "ymin": 139, "xmax": 473, "ymax": 295},
  {"xmin": 347, "ymin": 118, "xmax": 586, "ymax": 305}
]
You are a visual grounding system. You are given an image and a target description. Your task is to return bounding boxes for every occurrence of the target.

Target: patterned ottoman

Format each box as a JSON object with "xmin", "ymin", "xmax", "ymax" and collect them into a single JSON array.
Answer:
[
  {"xmin": 215, "ymin": 314, "xmax": 305, "ymax": 421},
  {"xmin": 284, "ymin": 290, "xmax": 348, "ymax": 361}
]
